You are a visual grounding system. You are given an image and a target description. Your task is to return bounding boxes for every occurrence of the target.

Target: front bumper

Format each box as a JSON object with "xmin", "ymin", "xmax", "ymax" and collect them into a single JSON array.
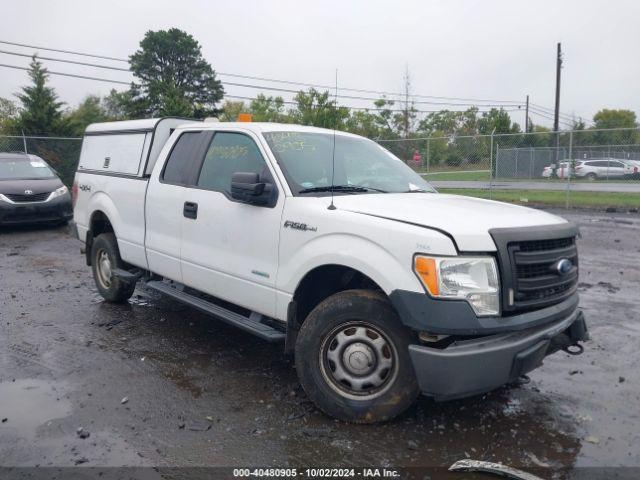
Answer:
[
  {"xmin": 0, "ymin": 194, "xmax": 73, "ymax": 225},
  {"xmin": 408, "ymin": 308, "xmax": 588, "ymax": 400}
]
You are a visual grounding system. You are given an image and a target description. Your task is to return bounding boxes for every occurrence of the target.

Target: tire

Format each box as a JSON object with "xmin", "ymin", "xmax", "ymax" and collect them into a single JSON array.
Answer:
[
  {"xmin": 91, "ymin": 232, "xmax": 136, "ymax": 303},
  {"xmin": 587, "ymin": 172, "xmax": 597, "ymax": 181},
  {"xmin": 295, "ymin": 289, "xmax": 419, "ymax": 423}
]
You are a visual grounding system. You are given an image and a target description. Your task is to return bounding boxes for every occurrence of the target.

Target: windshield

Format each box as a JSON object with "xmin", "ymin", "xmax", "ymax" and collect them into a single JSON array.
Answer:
[
  {"xmin": 0, "ymin": 157, "xmax": 55, "ymax": 180},
  {"xmin": 263, "ymin": 132, "xmax": 435, "ymax": 195}
]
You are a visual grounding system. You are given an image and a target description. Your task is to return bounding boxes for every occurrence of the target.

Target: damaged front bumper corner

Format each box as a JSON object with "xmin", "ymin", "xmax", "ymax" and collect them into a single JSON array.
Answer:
[{"xmin": 408, "ymin": 309, "xmax": 588, "ymax": 401}]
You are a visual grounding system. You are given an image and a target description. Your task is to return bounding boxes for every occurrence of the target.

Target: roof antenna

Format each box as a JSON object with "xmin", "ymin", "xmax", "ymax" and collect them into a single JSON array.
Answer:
[{"xmin": 328, "ymin": 68, "xmax": 338, "ymax": 211}]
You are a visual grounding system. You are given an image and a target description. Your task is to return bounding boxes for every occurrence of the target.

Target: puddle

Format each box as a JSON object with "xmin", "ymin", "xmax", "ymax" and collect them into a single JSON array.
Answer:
[{"xmin": 0, "ymin": 379, "xmax": 71, "ymax": 440}]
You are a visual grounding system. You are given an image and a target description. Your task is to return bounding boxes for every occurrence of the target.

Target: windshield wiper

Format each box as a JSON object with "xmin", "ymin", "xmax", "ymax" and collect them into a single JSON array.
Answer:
[
  {"xmin": 402, "ymin": 189, "xmax": 432, "ymax": 193},
  {"xmin": 298, "ymin": 185, "xmax": 378, "ymax": 194}
]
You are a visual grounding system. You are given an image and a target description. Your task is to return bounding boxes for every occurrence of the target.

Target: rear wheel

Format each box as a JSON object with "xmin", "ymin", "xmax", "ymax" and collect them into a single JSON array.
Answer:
[
  {"xmin": 91, "ymin": 233, "xmax": 136, "ymax": 303},
  {"xmin": 295, "ymin": 289, "xmax": 419, "ymax": 423},
  {"xmin": 586, "ymin": 172, "xmax": 597, "ymax": 181}
]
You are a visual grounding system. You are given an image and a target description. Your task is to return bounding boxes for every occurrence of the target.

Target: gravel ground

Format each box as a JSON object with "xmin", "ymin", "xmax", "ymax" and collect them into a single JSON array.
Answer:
[{"xmin": 0, "ymin": 208, "xmax": 638, "ymax": 478}]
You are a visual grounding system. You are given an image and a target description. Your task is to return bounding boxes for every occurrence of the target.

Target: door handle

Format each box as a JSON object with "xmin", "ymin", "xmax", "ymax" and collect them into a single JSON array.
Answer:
[{"xmin": 183, "ymin": 201, "xmax": 198, "ymax": 219}]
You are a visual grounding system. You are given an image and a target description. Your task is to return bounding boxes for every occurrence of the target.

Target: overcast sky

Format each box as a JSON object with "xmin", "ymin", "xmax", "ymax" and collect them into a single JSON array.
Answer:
[{"xmin": 2, "ymin": 0, "xmax": 639, "ymax": 128}]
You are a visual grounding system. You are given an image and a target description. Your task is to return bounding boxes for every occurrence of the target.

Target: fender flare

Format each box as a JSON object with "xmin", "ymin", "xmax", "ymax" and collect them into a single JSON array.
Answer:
[{"xmin": 283, "ymin": 232, "xmax": 422, "ymax": 298}]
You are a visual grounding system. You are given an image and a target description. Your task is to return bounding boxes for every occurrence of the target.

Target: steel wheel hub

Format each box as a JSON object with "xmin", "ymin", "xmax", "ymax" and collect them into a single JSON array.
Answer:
[
  {"xmin": 97, "ymin": 250, "xmax": 112, "ymax": 288},
  {"xmin": 342, "ymin": 342, "xmax": 376, "ymax": 375},
  {"xmin": 320, "ymin": 322, "xmax": 397, "ymax": 400}
]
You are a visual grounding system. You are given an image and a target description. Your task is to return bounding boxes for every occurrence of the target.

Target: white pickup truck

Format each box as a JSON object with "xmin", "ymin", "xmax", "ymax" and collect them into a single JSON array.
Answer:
[{"xmin": 72, "ymin": 117, "xmax": 588, "ymax": 423}]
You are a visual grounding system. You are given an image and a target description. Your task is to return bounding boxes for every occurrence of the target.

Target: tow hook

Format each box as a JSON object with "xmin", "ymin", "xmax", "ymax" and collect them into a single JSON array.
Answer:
[{"xmin": 551, "ymin": 333, "xmax": 584, "ymax": 356}]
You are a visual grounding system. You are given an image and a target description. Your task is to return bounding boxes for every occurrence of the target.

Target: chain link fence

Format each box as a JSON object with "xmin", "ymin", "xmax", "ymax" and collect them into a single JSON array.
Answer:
[
  {"xmin": 0, "ymin": 135, "xmax": 82, "ymax": 186},
  {"xmin": 2, "ymin": 128, "xmax": 639, "ymax": 209},
  {"xmin": 378, "ymin": 127, "xmax": 640, "ymax": 209}
]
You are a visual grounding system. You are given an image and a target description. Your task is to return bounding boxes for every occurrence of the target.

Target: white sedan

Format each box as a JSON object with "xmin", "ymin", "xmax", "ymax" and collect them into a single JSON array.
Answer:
[{"xmin": 542, "ymin": 162, "xmax": 573, "ymax": 178}]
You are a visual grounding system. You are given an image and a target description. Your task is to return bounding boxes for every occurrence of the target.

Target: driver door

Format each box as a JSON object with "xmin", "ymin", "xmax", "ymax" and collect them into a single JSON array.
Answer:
[{"xmin": 180, "ymin": 130, "xmax": 283, "ymax": 318}]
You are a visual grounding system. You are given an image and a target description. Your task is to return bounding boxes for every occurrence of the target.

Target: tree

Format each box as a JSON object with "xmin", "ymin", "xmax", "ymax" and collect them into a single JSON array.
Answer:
[
  {"xmin": 0, "ymin": 97, "xmax": 19, "ymax": 133},
  {"xmin": 344, "ymin": 110, "xmax": 381, "ymax": 138},
  {"xmin": 591, "ymin": 109, "xmax": 638, "ymax": 145},
  {"xmin": 63, "ymin": 96, "xmax": 109, "ymax": 136},
  {"xmin": 289, "ymin": 88, "xmax": 349, "ymax": 128},
  {"xmin": 372, "ymin": 98, "xmax": 396, "ymax": 139},
  {"xmin": 219, "ymin": 100, "xmax": 246, "ymax": 122},
  {"xmin": 478, "ymin": 108, "xmax": 518, "ymax": 135},
  {"xmin": 102, "ymin": 89, "xmax": 132, "ymax": 120},
  {"xmin": 15, "ymin": 56, "xmax": 64, "ymax": 135},
  {"xmin": 128, "ymin": 28, "xmax": 224, "ymax": 118},
  {"xmin": 250, "ymin": 94, "xmax": 288, "ymax": 123},
  {"xmin": 593, "ymin": 109, "xmax": 637, "ymax": 130},
  {"xmin": 526, "ymin": 124, "xmax": 552, "ymax": 147}
]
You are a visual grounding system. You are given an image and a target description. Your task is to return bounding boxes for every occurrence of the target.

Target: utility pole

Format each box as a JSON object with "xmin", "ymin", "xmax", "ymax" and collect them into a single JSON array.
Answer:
[
  {"xmin": 403, "ymin": 64, "xmax": 410, "ymax": 139},
  {"xmin": 553, "ymin": 43, "xmax": 563, "ymax": 162},
  {"xmin": 525, "ymin": 94, "xmax": 529, "ymax": 133},
  {"xmin": 402, "ymin": 64, "xmax": 411, "ymax": 163}
]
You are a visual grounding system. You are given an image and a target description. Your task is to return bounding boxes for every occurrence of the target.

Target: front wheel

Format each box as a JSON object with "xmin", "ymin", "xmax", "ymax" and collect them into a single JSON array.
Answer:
[
  {"xmin": 91, "ymin": 233, "xmax": 136, "ymax": 303},
  {"xmin": 295, "ymin": 289, "xmax": 419, "ymax": 423}
]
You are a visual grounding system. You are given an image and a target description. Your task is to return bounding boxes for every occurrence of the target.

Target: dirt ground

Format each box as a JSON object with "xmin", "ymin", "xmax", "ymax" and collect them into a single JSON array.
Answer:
[{"xmin": 0, "ymin": 208, "xmax": 639, "ymax": 479}]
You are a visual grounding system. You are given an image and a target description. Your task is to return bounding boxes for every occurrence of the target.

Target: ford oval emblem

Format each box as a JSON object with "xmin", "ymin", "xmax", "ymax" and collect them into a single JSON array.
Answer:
[
  {"xmin": 24, "ymin": 189, "xmax": 33, "ymax": 195},
  {"xmin": 556, "ymin": 259, "xmax": 573, "ymax": 275}
]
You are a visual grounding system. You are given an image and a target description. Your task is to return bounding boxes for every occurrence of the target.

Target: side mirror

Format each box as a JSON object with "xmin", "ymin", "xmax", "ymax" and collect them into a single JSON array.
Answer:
[{"xmin": 231, "ymin": 172, "xmax": 273, "ymax": 205}]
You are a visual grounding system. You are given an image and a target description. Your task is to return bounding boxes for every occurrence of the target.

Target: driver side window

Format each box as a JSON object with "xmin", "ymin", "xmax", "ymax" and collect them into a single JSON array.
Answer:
[{"xmin": 197, "ymin": 132, "xmax": 270, "ymax": 195}]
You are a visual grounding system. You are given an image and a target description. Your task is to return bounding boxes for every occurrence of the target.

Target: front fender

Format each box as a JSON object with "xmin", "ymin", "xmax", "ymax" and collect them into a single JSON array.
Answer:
[{"xmin": 278, "ymin": 232, "xmax": 423, "ymax": 296}]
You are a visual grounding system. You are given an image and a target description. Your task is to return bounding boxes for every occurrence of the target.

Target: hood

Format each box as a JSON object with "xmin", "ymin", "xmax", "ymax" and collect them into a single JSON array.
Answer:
[
  {"xmin": 336, "ymin": 193, "xmax": 567, "ymax": 251},
  {"xmin": 0, "ymin": 177, "xmax": 63, "ymax": 195}
]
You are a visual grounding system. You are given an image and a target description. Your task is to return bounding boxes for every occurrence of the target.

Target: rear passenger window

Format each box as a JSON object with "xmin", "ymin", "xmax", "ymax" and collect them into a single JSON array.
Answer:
[
  {"xmin": 197, "ymin": 132, "xmax": 269, "ymax": 194},
  {"xmin": 162, "ymin": 132, "xmax": 201, "ymax": 184}
]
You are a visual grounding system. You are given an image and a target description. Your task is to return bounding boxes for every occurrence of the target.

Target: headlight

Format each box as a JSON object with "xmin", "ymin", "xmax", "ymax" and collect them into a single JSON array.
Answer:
[
  {"xmin": 413, "ymin": 255, "xmax": 500, "ymax": 316},
  {"xmin": 0, "ymin": 193, "xmax": 11, "ymax": 203},
  {"xmin": 49, "ymin": 185, "xmax": 69, "ymax": 200}
]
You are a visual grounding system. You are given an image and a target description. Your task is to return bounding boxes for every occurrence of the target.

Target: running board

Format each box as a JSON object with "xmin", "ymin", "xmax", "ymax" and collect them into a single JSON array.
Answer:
[{"xmin": 145, "ymin": 281, "xmax": 285, "ymax": 342}]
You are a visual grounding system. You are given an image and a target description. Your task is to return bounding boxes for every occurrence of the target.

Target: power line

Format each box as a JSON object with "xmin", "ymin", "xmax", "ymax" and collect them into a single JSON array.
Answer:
[
  {"xmin": 225, "ymin": 94, "xmax": 521, "ymax": 114},
  {"xmin": 530, "ymin": 102, "xmax": 572, "ymax": 118},
  {"xmin": 0, "ymin": 39, "xmax": 531, "ymax": 106},
  {"xmin": 223, "ymin": 80, "xmax": 523, "ymax": 107},
  {"xmin": 529, "ymin": 108, "xmax": 573, "ymax": 127},
  {"xmin": 0, "ymin": 48, "xmax": 131, "ymax": 72},
  {"xmin": 218, "ymin": 71, "xmax": 522, "ymax": 104},
  {"xmin": 530, "ymin": 102, "xmax": 589, "ymax": 123},
  {"xmin": 0, "ymin": 39, "xmax": 128, "ymax": 63},
  {"xmin": 0, "ymin": 62, "xmax": 523, "ymax": 116},
  {"xmin": 0, "ymin": 62, "xmax": 130, "ymax": 85},
  {"xmin": 529, "ymin": 106, "xmax": 575, "ymax": 126},
  {"xmin": 0, "ymin": 47, "xmax": 525, "ymax": 108}
]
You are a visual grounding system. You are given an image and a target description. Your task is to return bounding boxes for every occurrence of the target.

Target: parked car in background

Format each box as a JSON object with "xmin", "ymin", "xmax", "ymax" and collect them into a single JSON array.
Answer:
[
  {"xmin": 0, "ymin": 152, "xmax": 73, "ymax": 226},
  {"xmin": 623, "ymin": 160, "xmax": 640, "ymax": 178},
  {"xmin": 542, "ymin": 159, "xmax": 638, "ymax": 181},
  {"xmin": 542, "ymin": 162, "xmax": 573, "ymax": 179},
  {"xmin": 573, "ymin": 158, "xmax": 628, "ymax": 180}
]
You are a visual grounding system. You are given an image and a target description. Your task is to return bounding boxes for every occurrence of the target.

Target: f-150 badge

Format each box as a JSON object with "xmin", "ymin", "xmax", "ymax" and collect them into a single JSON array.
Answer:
[{"xmin": 284, "ymin": 220, "xmax": 317, "ymax": 232}]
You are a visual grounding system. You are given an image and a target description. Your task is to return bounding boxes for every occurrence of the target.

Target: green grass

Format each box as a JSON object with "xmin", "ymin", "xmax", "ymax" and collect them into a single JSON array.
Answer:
[
  {"xmin": 439, "ymin": 188, "xmax": 640, "ymax": 209},
  {"xmin": 421, "ymin": 170, "xmax": 490, "ymax": 181},
  {"xmin": 421, "ymin": 171, "xmax": 637, "ymax": 183}
]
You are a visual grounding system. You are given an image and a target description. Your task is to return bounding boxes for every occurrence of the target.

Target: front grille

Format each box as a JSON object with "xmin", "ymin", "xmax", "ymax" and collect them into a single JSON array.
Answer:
[
  {"xmin": 5, "ymin": 192, "xmax": 51, "ymax": 202},
  {"xmin": 508, "ymin": 236, "xmax": 578, "ymax": 310},
  {"xmin": 516, "ymin": 237, "xmax": 574, "ymax": 252}
]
